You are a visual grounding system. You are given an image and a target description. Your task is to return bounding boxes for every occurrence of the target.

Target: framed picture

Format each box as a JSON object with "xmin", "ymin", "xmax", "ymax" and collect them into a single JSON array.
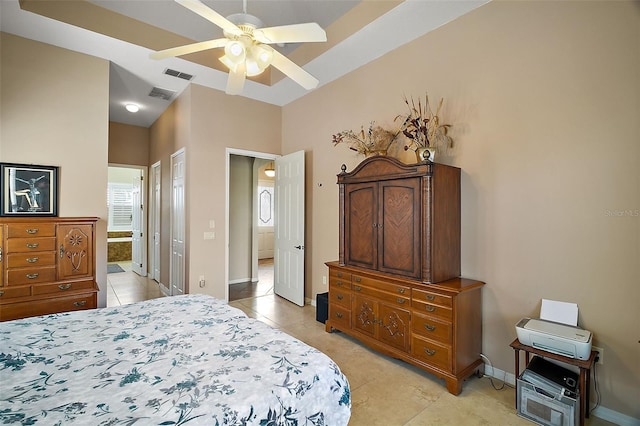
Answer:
[{"xmin": 0, "ymin": 163, "xmax": 59, "ymax": 217}]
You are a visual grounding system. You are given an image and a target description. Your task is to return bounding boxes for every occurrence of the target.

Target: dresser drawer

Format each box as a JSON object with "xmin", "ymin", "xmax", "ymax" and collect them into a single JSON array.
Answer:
[
  {"xmin": 6, "ymin": 251, "xmax": 56, "ymax": 269},
  {"xmin": 7, "ymin": 223, "xmax": 56, "ymax": 238},
  {"xmin": 329, "ymin": 286, "xmax": 351, "ymax": 308},
  {"xmin": 7, "ymin": 267, "xmax": 56, "ymax": 285},
  {"xmin": 7, "ymin": 237, "xmax": 56, "ymax": 253},
  {"xmin": 328, "ymin": 304, "xmax": 351, "ymax": 329},
  {"xmin": 0, "ymin": 293, "xmax": 97, "ymax": 321},
  {"xmin": 411, "ymin": 313, "xmax": 452, "ymax": 344},
  {"xmin": 412, "ymin": 288, "xmax": 452, "ymax": 309},
  {"xmin": 352, "ymin": 283, "xmax": 410, "ymax": 308},
  {"xmin": 329, "ymin": 275, "xmax": 351, "ymax": 290},
  {"xmin": 412, "ymin": 300, "xmax": 452, "ymax": 321},
  {"xmin": 352, "ymin": 274, "xmax": 409, "ymax": 297},
  {"xmin": 0, "ymin": 285, "xmax": 32, "ymax": 300},
  {"xmin": 329, "ymin": 268, "xmax": 351, "ymax": 282},
  {"xmin": 412, "ymin": 335, "xmax": 452, "ymax": 372},
  {"xmin": 33, "ymin": 279, "xmax": 95, "ymax": 296}
]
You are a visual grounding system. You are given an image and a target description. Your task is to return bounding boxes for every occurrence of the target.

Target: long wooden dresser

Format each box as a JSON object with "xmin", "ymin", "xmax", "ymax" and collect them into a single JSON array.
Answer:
[
  {"xmin": 0, "ymin": 217, "xmax": 98, "ymax": 321},
  {"xmin": 326, "ymin": 156, "xmax": 484, "ymax": 395}
]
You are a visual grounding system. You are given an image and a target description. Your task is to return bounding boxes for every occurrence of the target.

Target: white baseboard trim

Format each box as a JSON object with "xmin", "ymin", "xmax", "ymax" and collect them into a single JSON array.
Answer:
[
  {"xmin": 484, "ymin": 365, "xmax": 640, "ymax": 426},
  {"xmin": 228, "ymin": 277, "xmax": 252, "ymax": 285}
]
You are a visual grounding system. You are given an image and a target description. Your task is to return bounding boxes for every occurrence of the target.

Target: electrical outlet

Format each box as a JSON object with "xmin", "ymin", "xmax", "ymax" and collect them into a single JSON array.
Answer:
[
  {"xmin": 593, "ymin": 346, "xmax": 603, "ymax": 365},
  {"xmin": 322, "ymin": 276, "xmax": 327, "ymax": 285},
  {"xmin": 199, "ymin": 275, "xmax": 205, "ymax": 288}
]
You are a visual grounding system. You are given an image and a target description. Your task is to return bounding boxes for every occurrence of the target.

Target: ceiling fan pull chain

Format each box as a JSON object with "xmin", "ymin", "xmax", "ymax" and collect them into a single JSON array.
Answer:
[{"xmin": 242, "ymin": 0, "xmax": 247, "ymax": 14}]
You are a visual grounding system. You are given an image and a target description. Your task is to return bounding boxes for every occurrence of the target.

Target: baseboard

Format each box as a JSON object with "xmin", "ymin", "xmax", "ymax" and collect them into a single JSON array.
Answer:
[
  {"xmin": 484, "ymin": 365, "xmax": 640, "ymax": 426},
  {"xmin": 228, "ymin": 277, "xmax": 252, "ymax": 285}
]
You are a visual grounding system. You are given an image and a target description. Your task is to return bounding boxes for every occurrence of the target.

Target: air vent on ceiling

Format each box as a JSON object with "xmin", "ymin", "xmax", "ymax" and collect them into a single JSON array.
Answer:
[
  {"xmin": 148, "ymin": 87, "xmax": 176, "ymax": 101},
  {"xmin": 164, "ymin": 68, "xmax": 194, "ymax": 81}
]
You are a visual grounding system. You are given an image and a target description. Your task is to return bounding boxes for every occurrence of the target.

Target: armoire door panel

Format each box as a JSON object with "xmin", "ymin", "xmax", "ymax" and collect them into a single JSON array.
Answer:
[
  {"xmin": 378, "ymin": 179, "xmax": 420, "ymax": 278},
  {"xmin": 345, "ymin": 184, "xmax": 377, "ymax": 269}
]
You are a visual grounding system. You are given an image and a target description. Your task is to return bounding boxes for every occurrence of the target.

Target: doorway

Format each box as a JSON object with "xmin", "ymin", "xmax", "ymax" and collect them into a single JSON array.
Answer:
[
  {"xmin": 107, "ymin": 165, "xmax": 146, "ymax": 276},
  {"xmin": 227, "ymin": 150, "xmax": 277, "ymax": 302}
]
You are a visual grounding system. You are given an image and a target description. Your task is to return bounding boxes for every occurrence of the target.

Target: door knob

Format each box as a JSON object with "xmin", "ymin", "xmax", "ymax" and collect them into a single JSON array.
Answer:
[{"xmin": 294, "ymin": 245, "xmax": 304, "ymax": 250}]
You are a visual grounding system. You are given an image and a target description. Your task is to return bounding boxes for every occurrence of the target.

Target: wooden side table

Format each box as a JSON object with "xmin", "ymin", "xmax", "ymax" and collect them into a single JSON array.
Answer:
[{"xmin": 510, "ymin": 338, "xmax": 597, "ymax": 426}]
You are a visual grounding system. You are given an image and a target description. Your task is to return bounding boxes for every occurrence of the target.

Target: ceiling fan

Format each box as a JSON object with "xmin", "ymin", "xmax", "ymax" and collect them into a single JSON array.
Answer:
[{"xmin": 150, "ymin": 0, "xmax": 327, "ymax": 95}]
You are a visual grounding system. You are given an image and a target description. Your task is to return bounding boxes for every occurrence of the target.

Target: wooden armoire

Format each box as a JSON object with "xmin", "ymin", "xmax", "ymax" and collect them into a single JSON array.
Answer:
[{"xmin": 326, "ymin": 156, "xmax": 484, "ymax": 395}]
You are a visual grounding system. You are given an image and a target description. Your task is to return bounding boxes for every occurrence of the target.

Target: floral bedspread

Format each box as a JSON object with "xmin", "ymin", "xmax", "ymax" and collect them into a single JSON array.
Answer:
[{"xmin": 0, "ymin": 295, "xmax": 351, "ymax": 425}]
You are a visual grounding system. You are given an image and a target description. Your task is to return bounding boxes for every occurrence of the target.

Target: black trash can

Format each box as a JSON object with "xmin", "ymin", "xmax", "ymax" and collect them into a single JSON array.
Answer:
[{"xmin": 316, "ymin": 292, "xmax": 328, "ymax": 324}]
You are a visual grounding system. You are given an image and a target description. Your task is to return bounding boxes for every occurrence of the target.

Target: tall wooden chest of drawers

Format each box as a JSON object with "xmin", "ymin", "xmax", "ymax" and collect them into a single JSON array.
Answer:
[{"xmin": 0, "ymin": 217, "xmax": 98, "ymax": 321}]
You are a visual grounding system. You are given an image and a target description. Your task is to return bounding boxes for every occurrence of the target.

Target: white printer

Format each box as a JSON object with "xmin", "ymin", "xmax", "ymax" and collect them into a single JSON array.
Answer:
[{"xmin": 516, "ymin": 317, "xmax": 593, "ymax": 360}]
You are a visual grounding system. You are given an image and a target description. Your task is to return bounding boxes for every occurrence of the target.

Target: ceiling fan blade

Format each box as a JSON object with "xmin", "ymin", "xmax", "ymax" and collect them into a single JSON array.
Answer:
[
  {"xmin": 150, "ymin": 38, "xmax": 228, "ymax": 59},
  {"xmin": 226, "ymin": 62, "xmax": 246, "ymax": 95},
  {"xmin": 270, "ymin": 49, "xmax": 319, "ymax": 90},
  {"xmin": 175, "ymin": 0, "xmax": 242, "ymax": 36},
  {"xmin": 254, "ymin": 23, "xmax": 327, "ymax": 44}
]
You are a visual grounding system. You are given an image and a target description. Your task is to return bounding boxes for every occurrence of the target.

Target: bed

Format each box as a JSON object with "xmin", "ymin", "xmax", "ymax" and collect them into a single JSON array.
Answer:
[{"xmin": 0, "ymin": 294, "xmax": 351, "ymax": 425}]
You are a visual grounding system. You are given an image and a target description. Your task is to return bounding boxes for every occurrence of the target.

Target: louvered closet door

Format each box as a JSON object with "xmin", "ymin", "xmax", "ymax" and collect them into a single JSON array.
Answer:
[
  {"xmin": 378, "ymin": 178, "xmax": 421, "ymax": 278},
  {"xmin": 344, "ymin": 182, "xmax": 377, "ymax": 270}
]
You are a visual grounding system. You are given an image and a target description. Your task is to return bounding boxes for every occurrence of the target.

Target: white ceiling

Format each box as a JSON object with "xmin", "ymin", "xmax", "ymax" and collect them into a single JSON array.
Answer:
[{"xmin": 0, "ymin": 0, "xmax": 488, "ymax": 128}]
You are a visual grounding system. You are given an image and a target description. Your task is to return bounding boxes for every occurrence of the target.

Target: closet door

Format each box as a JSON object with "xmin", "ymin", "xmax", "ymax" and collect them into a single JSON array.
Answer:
[
  {"xmin": 344, "ymin": 182, "xmax": 377, "ymax": 270},
  {"xmin": 377, "ymin": 178, "xmax": 421, "ymax": 278}
]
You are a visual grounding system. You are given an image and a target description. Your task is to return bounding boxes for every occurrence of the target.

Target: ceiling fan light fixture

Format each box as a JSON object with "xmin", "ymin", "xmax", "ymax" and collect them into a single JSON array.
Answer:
[{"xmin": 224, "ymin": 40, "xmax": 246, "ymax": 63}]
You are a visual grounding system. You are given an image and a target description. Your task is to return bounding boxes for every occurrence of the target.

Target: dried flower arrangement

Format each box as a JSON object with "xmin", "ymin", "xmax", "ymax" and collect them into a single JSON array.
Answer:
[
  {"xmin": 332, "ymin": 122, "xmax": 399, "ymax": 156},
  {"xmin": 395, "ymin": 94, "xmax": 453, "ymax": 155}
]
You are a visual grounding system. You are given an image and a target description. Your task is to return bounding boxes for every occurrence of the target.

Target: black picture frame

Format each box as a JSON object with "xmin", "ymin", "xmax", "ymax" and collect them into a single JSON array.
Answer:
[{"xmin": 0, "ymin": 163, "xmax": 59, "ymax": 217}]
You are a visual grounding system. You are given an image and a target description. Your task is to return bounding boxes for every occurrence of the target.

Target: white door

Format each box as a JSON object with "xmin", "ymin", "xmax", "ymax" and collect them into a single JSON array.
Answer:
[
  {"xmin": 151, "ymin": 161, "xmax": 161, "ymax": 282},
  {"xmin": 170, "ymin": 149, "xmax": 186, "ymax": 296},
  {"xmin": 274, "ymin": 150, "xmax": 305, "ymax": 306},
  {"xmin": 131, "ymin": 171, "xmax": 143, "ymax": 276}
]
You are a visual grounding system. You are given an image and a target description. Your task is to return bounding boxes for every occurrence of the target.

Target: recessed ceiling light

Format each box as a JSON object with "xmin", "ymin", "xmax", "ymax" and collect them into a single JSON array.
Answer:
[{"xmin": 125, "ymin": 103, "xmax": 140, "ymax": 113}]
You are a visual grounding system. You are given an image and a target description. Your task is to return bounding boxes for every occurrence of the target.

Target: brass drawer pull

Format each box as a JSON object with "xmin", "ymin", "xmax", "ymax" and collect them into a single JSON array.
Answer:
[
  {"xmin": 73, "ymin": 301, "xmax": 87, "ymax": 307},
  {"xmin": 0, "ymin": 291, "xmax": 4, "ymax": 297},
  {"xmin": 426, "ymin": 295, "xmax": 435, "ymax": 301},
  {"xmin": 424, "ymin": 324, "xmax": 436, "ymax": 332},
  {"xmin": 58, "ymin": 284, "xmax": 72, "ymax": 290},
  {"xmin": 337, "ymin": 272, "xmax": 343, "ymax": 278},
  {"xmin": 26, "ymin": 243, "xmax": 39, "ymax": 249},
  {"xmin": 336, "ymin": 281, "xmax": 343, "ymax": 286},
  {"xmin": 354, "ymin": 276, "xmax": 361, "ymax": 283},
  {"xmin": 26, "ymin": 228, "xmax": 39, "ymax": 234},
  {"xmin": 424, "ymin": 348, "xmax": 436, "ymax": 356},
  {"xmin": 396, "ymin": 298, "xmax": 406, "ymax": 304},
  {"xmin": 26, "ymin": 273, "xmax": 39, "ymax": 279},
  {"xmin": 26, "ymin": 257, "xmax": 39, "ymax": 263},
  {"xmin": 335, "ymin": 312, "xmax": 343, "ymax": 319},
  {"xmin": 425, "ymin": 305, "xmax": 436, "ymax": 312},
  {"xmin": 354, "ymin": 285, "xmax": 362, "ymax": 292},
  {"xmin": 397, "ymin": 288, "xmax": 406, "ymax": 294},
  {"xmin": 337, "ymin": 294, "xmax": 344, "ymax": 300}
]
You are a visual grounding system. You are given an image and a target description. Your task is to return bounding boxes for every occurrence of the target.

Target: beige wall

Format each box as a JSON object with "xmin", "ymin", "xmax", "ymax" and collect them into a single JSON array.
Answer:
[
  {"xmin": 108, "ymin": 122, "xmax": 149, "ymax": 166},
  {"xmin": 149, "ymin": 84, "xmax": 281, "ymax": 298},
  {"xmin": 229, "ymin": 155, "xmax": 254, "ymax": 283},
  {"xmin": 283, "ymin": 1, "xmax": 639, "ymax": 419},
  {"xmin": 149, "ymin": 89, "xmax": 191, "ymax": 290},
  {"xmin": 0, "ymin": 33, "xmax": 110, "ymax": 307}
]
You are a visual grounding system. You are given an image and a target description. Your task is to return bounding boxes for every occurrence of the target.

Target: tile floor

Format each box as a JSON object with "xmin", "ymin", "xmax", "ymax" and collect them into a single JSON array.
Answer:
[
  {"xmin": 229, "ymin": 295, "xmax": 615, "ymax": 426},
  {"xmin": 105, "ymin": 263, "xmax": 614, "ymax": 425},
  {"xmin": 106, "ymin": 261, "xmax": 164, "ymax": 306}
]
